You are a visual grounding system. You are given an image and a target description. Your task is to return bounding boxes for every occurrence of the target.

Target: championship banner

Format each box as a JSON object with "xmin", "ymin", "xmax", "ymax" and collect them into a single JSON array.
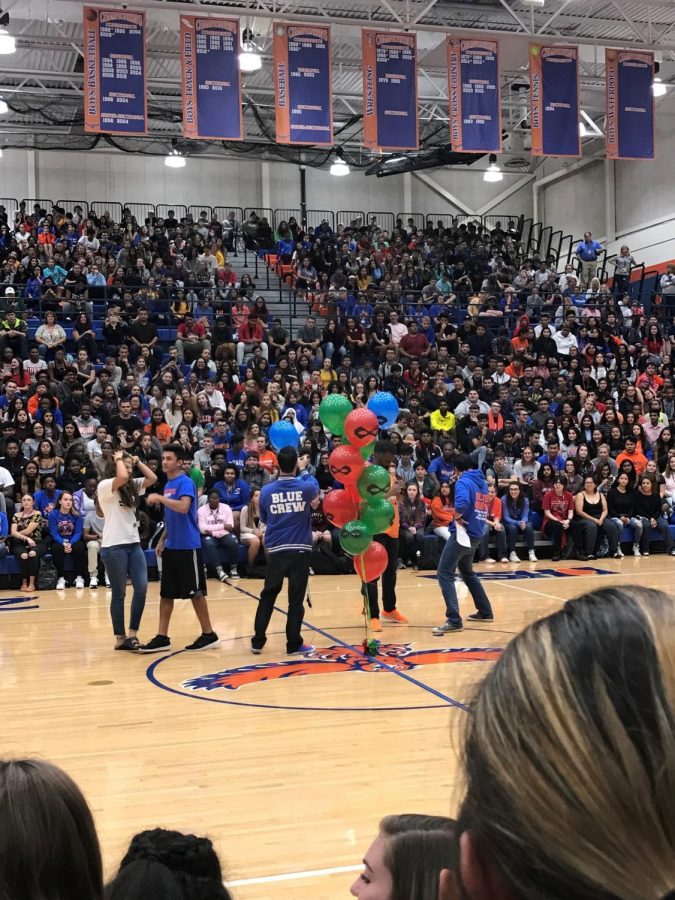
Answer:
[
  {"xmin": 362, "ymin": 29, "xmax": 418, "ymax": 151},
  {"xmin": 447, "ymin": 38, "xmax": 501, "ymax": 153},
  {"xmin": 605, "ymin": 49, "xmax": 655, "ymax": 160},
  {"xmin": 83, "ymin": 7, "xmax": 147, "ymax": 135},
  {"xmin": 274, "ymin": 24, "xmax": 333, "ymax": 146},
  {"xmin": 529, "ymin": 44, "xmax": 580, "ymax": 158},
  {"xmin": 180, "ymin": 16, "xmax": 242, "ymax": 141}
]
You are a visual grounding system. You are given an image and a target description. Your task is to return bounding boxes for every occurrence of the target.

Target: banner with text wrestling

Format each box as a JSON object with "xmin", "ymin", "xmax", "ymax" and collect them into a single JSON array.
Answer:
[
  {"xmin": 274, "ymin": 24, "xmax": 333, "ymax": 146},
  {"xmin": 605, "ymin": 49, "xmax": 655, "ymax": 160},
  {"xmin": 529, "ymin": 44, "xmax": 580, "ymax": 158},
  {"xmin": 362, "ymin": 29, "xmax": 418, "ymax": 151},
  {"xmin": 83, "ymin": 7, "xmax": 147, "ymax": 135},
  {"xmin": 180, "ymin": 16, "xmax": 242, "ymax": 141},
  {"xmin": 447, "ymin": 38, "xmax": 501, "ymax": 153}
]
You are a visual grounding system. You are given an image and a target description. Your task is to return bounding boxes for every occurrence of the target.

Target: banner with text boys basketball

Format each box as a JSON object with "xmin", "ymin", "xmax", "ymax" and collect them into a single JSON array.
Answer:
[
  {"xmin": 447, "ymin": 38, "xmax": 501, "ymax": 154},
  {"xmin": 180, "ymin": 16, "xmax": 243, "ymax": 141},
  {"xmin": 362, "ymin": 30, "xmax": 418, "ymax": 151},
  {"xmin": 273, "ymin": 24, "xmax": 333, "ymax": 146},
  {"xmin": 529, "ymin": 44, "xmax": 580, "ymax": 158},
  {"xmin": 605, "ymin": 49, "xmax": 655, "ymax": 160},
  {"xmin": 83, "ymin": 7, "xmax": 147, "ymax": 135}
]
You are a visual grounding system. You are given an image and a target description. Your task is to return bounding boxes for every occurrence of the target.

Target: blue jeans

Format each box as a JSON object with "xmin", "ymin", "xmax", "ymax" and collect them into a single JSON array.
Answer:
[
  {"xmin": 100, "ymin": 542, "xmax": 147, "ymax": 637},
  {"xmin": 505, "ymin": 522, "xmax": 535, "ymax": 552},
  {"xmin": 437, "ymin": 533, "xmax": 493, "ymax": 626},
  {"xmin": 201, "ymin": 534, "xmax": 239, "ymax": 569}
]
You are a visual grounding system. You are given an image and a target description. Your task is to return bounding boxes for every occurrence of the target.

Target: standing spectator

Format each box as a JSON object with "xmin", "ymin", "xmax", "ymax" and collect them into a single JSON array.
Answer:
[{"xmin": 575, "ymin": 231, "xmax": 603, "ymax": 289}]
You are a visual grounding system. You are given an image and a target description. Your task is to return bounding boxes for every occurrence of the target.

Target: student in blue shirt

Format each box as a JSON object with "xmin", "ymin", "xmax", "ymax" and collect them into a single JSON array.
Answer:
[
  {"xmin": 575, "ymin": 231, "xmax": 603, "ymax": 289},
  {"xmin": 428, "ymin": 443, "xmax": 456, "ymax": 486},
  {"xmin": 251, "ymin": 446, "xmax": 319, "ymax": 655},
  {"xmin": 48, "ymin": 491, "xmax": 87, "ymax": 589},
  {"xmin": 0, "ymin": 509, "xmax": 7, "ymax": 563},
  {"xmin": 214, "ymin": 465, "xmax": 251, "ymax": 531},
  {"xmin": 141, "ymin": 443, "xmax": 219, "ymax": 654},
  {"xmin": 34, "ymin": 476, "xmax": 62, "ymax": 516},
  {"xmin": 225, "ymin": 435, "xmax": 248, "ymax": 470}
]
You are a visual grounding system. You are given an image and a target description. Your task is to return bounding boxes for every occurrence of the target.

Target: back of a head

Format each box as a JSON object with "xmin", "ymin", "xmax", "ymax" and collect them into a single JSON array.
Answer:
[
  {"xmin": 106, "ymin": 829, "xmax": 231, "ymax": 900},
  {"xmin": 277, "ymin": 445, "xmax": 298, "ymax": 474},
  {"xmin": 0, "ymin": 758, "xmax": 103, "ymax": 900},
  {"xmin": 380, "ymin": 814, "xmax": 456, "ymax": 900},
  {"xmin": 457, "ymin": 586, "xmax": 675, "ymax": 900},
  {"xmin": 453, "ymin": 452, "xmax": 471, "ymax": 473}
]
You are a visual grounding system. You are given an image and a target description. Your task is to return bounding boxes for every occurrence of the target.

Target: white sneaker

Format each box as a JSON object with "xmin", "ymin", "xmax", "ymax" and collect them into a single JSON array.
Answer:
[
  {"xmin": 104, "ymin": 572, "xmax": 111, "ymax": 587},
  {"xmin": 614, "ymin": 549, "xmax": 624, "ymax": 559},
  {"xmin": 528, "ymin": 550, "xmax": 538, "ymax": 562},
  {"xmin": 500, "ymin": 557, "xmax": 509, "ymax": 563},
  {"xmin": 633, "ymin": 544, "xmax": 641, "ymax": 557},
  {"xmin": 509, "ymin": 552, "xmax": 520, "ymax": 563},
  {"xmin": 74, "ymin": 576, "xmax": 85, "ymax": 589},
  {"xmin": 56, "ymin": 577, "xmax": 66, "ymax": 590},
  {"xmin": 89, "ymin": 576, "xmax": 98, "ymax": 588}
]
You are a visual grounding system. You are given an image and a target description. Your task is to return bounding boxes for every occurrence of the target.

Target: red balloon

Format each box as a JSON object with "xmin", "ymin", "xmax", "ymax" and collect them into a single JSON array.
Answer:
[
  {"xmin": 329, "ymin": 444, "xmax": 366, "ymax": 486},
  {"xmin": 343, "ymin": 408, "xmax": 379, "ymax": 449},
  {"xmin": 323, "ymin": 489, "xmax": 360, "ymax": 528},
  {"xmin": 353, "ymin": 541, "xmax": 388, "ymax": 583}
]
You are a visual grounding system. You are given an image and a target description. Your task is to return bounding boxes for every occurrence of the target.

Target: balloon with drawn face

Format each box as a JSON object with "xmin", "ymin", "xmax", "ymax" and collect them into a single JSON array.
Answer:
[
  {"xmin": 357, "ymin": 465, "xmax": 391, "ymax": 501},
  {"xmin": 340, "ymin": 519, "xmax": 373, "ymax": 556},
  {"xmin": 343, "ymin": 408, "xmax": 379, "ymax": 449},
  {"xmin": 367, "ymin": 392, "xmax": 399, "ymax": 430},
  {"xmin": 329, "ymin": 444, "xmax": 366, "ymax": 486},
  {"xmin": 323, "ymin": 489, "xmax": 360, "ymax": 528}
]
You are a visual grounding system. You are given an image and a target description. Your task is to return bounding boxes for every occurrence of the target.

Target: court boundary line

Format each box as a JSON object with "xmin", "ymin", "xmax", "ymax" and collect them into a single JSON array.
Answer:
[{"xmin": 225, "ymin": 863, "xmax": 362, "ymax": 887}]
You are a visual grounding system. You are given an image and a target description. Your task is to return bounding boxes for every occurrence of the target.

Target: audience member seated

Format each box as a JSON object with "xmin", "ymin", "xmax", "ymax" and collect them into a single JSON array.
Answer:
[
  {"xmin": 48, "ymin": 490, "xmax": 88, "ymax": 589},
  {"xmin": 239, "ymin": 487, "xmax": 265, "ymax": 571},
  {"xmin": 198, "ymin": 489, "xmax": 240, "ymax": 582}
]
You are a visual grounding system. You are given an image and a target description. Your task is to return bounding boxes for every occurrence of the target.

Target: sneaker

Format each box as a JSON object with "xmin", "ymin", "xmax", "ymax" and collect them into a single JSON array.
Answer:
[
  {"xmin": 432, "ymin": 620, "xmax": 463, "ymax": 635},
  {"xmin": 56, "ymin": 577, "xmax": 66, "ymax": 590},
  {"xmin": 485, "ymin": 557, "xmax": 497, "ymax": 565},
  {"xmin": 381, "ymin": 609, "xmax": 409, "ymax": 625},
  {"xmin": 509, "ymin": 552, "xmax": 520, "ymax": 563},
  {"xmin": 370, "ymin": 617, "xmax": 383, "ymax": 633},
  {"xmin": 467, "ymin": 612, "xmax": 494, "ymax": 622},
  {"xmin": 633, "ymin": 544, "xmax": 641, "ymax": 557},
  {"xmin": 138, "ymin": 635, "xmax": 171, "ymax": 654},
  {"xmin": 642, "ymin": 551, "xmax": 650, "ymax": 557},
  {"xmin": 669, "ymin": 548, "xmax": 675, "ymax": 556},
  {"xmin": 309, "ymin": 567, "xmax": 314, "ymax": 576},
  {"xmin": 251, "ymin": 645, "xmax": 262, "ymax": 655},
  {"xmin": 229, "ymin": 566, "xmax": 240, "ymax": 580},
  {"xmin": 185, "ymin": 632, "xmax": 220, "ymax": 651},
  {"xmin": 500, "ymin": 557, "xmax": 509, "ymax": 563},
  {"xmin": 397, "ymin": 559, "xmax": 407, "ymax": 570},
  {"xmin": 528, "ymin": 550, "xmax": 538, "ymax": 562},
  {"xmin": 104, "ymin": 572, "xmax": 111, "ymax": 587},
  {"xmin": 89, "ymin": 576, "xmax": 98, "ymax": 589},
  {"xmin": 287, "ymin": 643, "xmax": 314, "ymax": 655},
  {"xmin": 115, "ymin": 636, "xmax": 140, "ymax": 652},
  {"xmin": 74, "ymin": 576, "xmax": 85, "ymax": 589},
  {"xmin": 614, "ymin": 549, "xmax": 624, "ymax": 559},
  {"xmin": 216, "ymin": 566, "xmax": 226, "ymax": 582},
  {"xmin": 552, "ymin": 554, "xmax": 561, "ymax": 562}
]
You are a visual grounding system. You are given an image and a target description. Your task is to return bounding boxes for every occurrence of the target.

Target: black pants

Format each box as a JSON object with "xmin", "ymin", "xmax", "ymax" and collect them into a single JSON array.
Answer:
[
  {"xmin": 253, "ymin": 549, "xmax": 310, "ymax": 653},
  {"xmin": 366, "ymin": 534, "xmax": 398, "ymax": 618},
  {"xmin": 398, "ymin": 528, "xmax": 425, "ymax": 565},
  {"xmin": 50, "ymin": 540, "xmax": 87, "ymax": 580},
  {"xmin": 12, "ymin": 539, "xmax": 49, "ymax": 578}
]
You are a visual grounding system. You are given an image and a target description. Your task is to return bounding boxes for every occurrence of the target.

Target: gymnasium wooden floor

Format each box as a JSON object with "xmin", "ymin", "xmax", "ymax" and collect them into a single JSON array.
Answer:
[{"xmin": 2, "ymin": 556, "xmax": 672, "ymax": 897}]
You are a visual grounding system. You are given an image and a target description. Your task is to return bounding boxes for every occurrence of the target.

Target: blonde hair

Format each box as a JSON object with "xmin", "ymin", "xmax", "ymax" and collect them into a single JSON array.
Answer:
[{"xmin": 458, "ymin": 586, "xmax": 675, "ymax": 899}]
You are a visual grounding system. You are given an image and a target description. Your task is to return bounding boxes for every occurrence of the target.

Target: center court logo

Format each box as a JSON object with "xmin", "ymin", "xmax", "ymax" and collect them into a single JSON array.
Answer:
[{"xmin": 148, "ymin": 642, "xmax": 502, "ymax": 712}]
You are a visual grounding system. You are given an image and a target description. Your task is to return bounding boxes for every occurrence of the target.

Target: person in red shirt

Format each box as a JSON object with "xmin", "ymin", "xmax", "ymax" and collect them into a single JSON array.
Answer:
[
  {"xmin": 175, "ymin": 312, "xmax": 210, "ymax": 364},
  {"xmin": 616, "ymin": 437, "xmax": 648, "ymax": 477},
  {"xmin": 236, "ymin": 314, "xmax": 268, "ymax": 365},
  {"xmin": 542, "ymin": 476, "xmax": 575, "ymax": 561},
  {"xmin": 398, "ymin": 320, "xmax": 430, "ymax": 361},
  {"xmin": 636, "ymin": 362, "xmax": 664, "ymax": 393},
  {"xmin": 478, "ymin": 483, "xmax": 507, "ymax": 563}
]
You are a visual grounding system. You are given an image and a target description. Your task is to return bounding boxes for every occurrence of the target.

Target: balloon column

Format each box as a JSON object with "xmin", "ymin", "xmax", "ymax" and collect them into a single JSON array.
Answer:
[{"xmin": 320, "ymin": 393, "xmax": 399, "ymax": 656}]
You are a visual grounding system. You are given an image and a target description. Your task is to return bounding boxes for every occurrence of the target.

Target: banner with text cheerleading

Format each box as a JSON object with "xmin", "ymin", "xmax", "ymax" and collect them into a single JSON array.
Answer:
[
  {"xmin": 605, "ymin": 49, "xmax": 655, "ymax": 160},
  {"xmin": 362, "ymin": 29, "xmax": 418, "ymax": 151},
  {"xmin": 529, "ymin": 44, "xmax": 580, "ymax": 158},
  {"xmin": 83, "ymin": 7, "xmax": 147, "ymax": 135},
  {"xmin": 447, "ymin": 37, "xmax": 501, "ymax": 153},
  {"xmin": 274, "ymin": 24, "xmax": 333, "ymax": 146},
  {"xmin": 180, "ymin": 16, "xmax": 243, "ymax": 141}
]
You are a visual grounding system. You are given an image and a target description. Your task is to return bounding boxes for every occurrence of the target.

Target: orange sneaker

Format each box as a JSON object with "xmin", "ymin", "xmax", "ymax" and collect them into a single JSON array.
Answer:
[
  {"xmin": 369, "ymin": 617, "xmax": 383, "ymax": 633},
  {"xmin": 381, "ymin": 609, "xmax": 409, "ymax": 625}
]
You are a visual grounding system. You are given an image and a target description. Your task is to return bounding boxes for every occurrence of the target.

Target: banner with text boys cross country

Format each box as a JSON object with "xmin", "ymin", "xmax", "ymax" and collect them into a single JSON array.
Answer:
[
  {"xmin": 529, "ymin": 44, "xmax": 580, "ymax": 158},
  {"xmin": 447, "ymin": 38, "xmax": 501, "ymax": 154},
  {"xmin": 362, "ymin": 30, "xmax": 418, "ymax": 152},
  {"xmin": 273, "ymin": 24, "xmax": 333, "ymax": 146},
  {"xmin": 605, "ymin": 49, "xmax": 655, "ymax": 160},
  {"xmin": 83, "ymin": 7, "xmax": 147, "ymax": 135},
  {"xmin": 180, "ymin": 16, "xmax": 243, "ymax": 141}
]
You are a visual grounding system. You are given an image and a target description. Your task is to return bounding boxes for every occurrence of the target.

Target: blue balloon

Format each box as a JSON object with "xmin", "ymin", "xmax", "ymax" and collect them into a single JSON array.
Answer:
[
  {"xmin": 367, "ymin": 392, "xmax": 399, "ymax": 430},
  {"xmin": 268, "ymin": 420, "xmax": 299, "ymax": 451}
]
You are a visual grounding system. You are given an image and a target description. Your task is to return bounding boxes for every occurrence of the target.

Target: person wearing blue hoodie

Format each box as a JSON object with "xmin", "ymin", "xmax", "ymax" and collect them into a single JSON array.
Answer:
[{"xmin": 433, "ymin": 452, "xmax": 494, "ymax": 634}]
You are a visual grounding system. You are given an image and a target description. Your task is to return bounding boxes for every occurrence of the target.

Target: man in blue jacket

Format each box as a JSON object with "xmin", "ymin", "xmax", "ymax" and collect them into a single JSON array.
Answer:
[
  {"xmin": 433, "ymin": 452, "xmax": 494, "ymax": 634},
  {"xmin": 251, "ymin": 446, "xmax": 319, "ymax": 655}
]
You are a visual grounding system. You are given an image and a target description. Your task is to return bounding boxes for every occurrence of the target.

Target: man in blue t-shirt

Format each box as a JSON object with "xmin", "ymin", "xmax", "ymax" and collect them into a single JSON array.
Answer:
[
  {"xmin": 213, "ymin": 464, "xmax": 250, "ymax": 531},
  {"xmin": 251, "ymin": 446, "xmax": 319, "ymax": 655},
  {"xmin": 140, "ymin": 443, "xmax": 219, "ymax": 653},
  {"xmin": 428, "ymin": 442, "xmax": 456, "ymax": 486}
]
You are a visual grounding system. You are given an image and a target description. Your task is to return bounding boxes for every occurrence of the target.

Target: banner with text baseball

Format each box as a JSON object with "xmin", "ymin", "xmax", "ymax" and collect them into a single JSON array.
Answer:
[
  {"xmin": 83, "ymin": 7, "xmax": 147, "ymax": 135},
  {"xmin": 273, "ymin": 24, "xmax": 333, "ymax": 146},
  {"xmin": 447, "ymin": 38, "xmax": 501, "ymax": 153},
  {"xmin": 605, "ymin": 49, "xmax": 655, "ymax": 160},
  {"xmin": 180, "ymin": 16, "xmax": 242, "ymax": 141},
  {"xmin": 529, "ymin": 44, "xmax": 580, "ymax": 157},
  {"xmin": 362, "ymin": 29, "xmax": 418, "ymax": 151}
]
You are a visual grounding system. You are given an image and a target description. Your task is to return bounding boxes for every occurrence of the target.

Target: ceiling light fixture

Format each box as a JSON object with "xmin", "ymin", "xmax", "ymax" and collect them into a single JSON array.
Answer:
[
  {"xmin": 483, "ymin": 153, "xmax": 503, "ymax": 183},
  {"xmin": 330, "ymin": 148, "xmax": 350, "ymax": 176},
  {"xmin": 653, "ymin": 77, "xmax": 667, "ymax": 97},
  {"xmin": 0, "ymin": 99, "xmax": 8, "ymax": 114},
  {"xmin": 239, "ymin": 27, "xmax": 262, "ymax": 73},
  {"xmin": 164, "ymin": 147, "xmax": 186, "ymax": 168},
  {"xmin": 0, "ymin": 29, "xmax": 15, "ymax": 54}
]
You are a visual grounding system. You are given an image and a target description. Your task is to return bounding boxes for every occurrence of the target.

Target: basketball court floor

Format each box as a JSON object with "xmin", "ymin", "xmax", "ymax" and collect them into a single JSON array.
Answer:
[{"xmin": 2, "ymin": 557, "xmax": 671, "ymax": 897}]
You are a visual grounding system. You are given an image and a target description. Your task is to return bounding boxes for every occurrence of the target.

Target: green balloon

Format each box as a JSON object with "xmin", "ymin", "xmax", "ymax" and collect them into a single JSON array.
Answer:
[
  {"xmin": 361, "ymin": 498, "xmax": 395, "ymax": 535},
  {"xmin": 359, "ymin": 441, "xmax": 375, "ymax": 461},
  {"xmin": 319, "ymin": 394, "xmax": 353, "ymax": 436},
  {"xmin": 357, "ymin": 465, "xmax": 391, "ymax": 501},
  {"xmin": 340, "ymin": 519, "xmax": 373, "ymax": 556}
]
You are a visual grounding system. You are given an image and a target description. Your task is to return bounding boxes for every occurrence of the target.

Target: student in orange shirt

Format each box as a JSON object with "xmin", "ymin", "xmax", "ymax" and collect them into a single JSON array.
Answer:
[
  {"xmin": 144, "ymin": 408, "xmax": 173, "ymax": 445},
  {"xmin": 478, "ymin": 483, "xmax": 507, "ymax": 563},
  {"xmin": 430, "ymin": 481, "xmax": 455, "ymax": 542},
  {"xmin": 616, "ymin": 437, "xmax": 647, "ymax": 477}
]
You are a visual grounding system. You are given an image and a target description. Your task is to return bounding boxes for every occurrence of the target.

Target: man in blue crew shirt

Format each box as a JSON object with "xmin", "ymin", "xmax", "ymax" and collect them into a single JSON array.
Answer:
[
  {"xmin": 251, "ymin": 445, "xmax": 319, "ymax": 656},
  {"xmin": 140, "ymin": 443, "xmax": 219, "ymax": 653}
]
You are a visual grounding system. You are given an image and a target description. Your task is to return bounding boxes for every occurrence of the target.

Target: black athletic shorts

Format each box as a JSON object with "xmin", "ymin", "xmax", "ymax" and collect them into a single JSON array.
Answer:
[{"xmin": 160, "ymin": 548, "xmax": 207, "ymax": 599}]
